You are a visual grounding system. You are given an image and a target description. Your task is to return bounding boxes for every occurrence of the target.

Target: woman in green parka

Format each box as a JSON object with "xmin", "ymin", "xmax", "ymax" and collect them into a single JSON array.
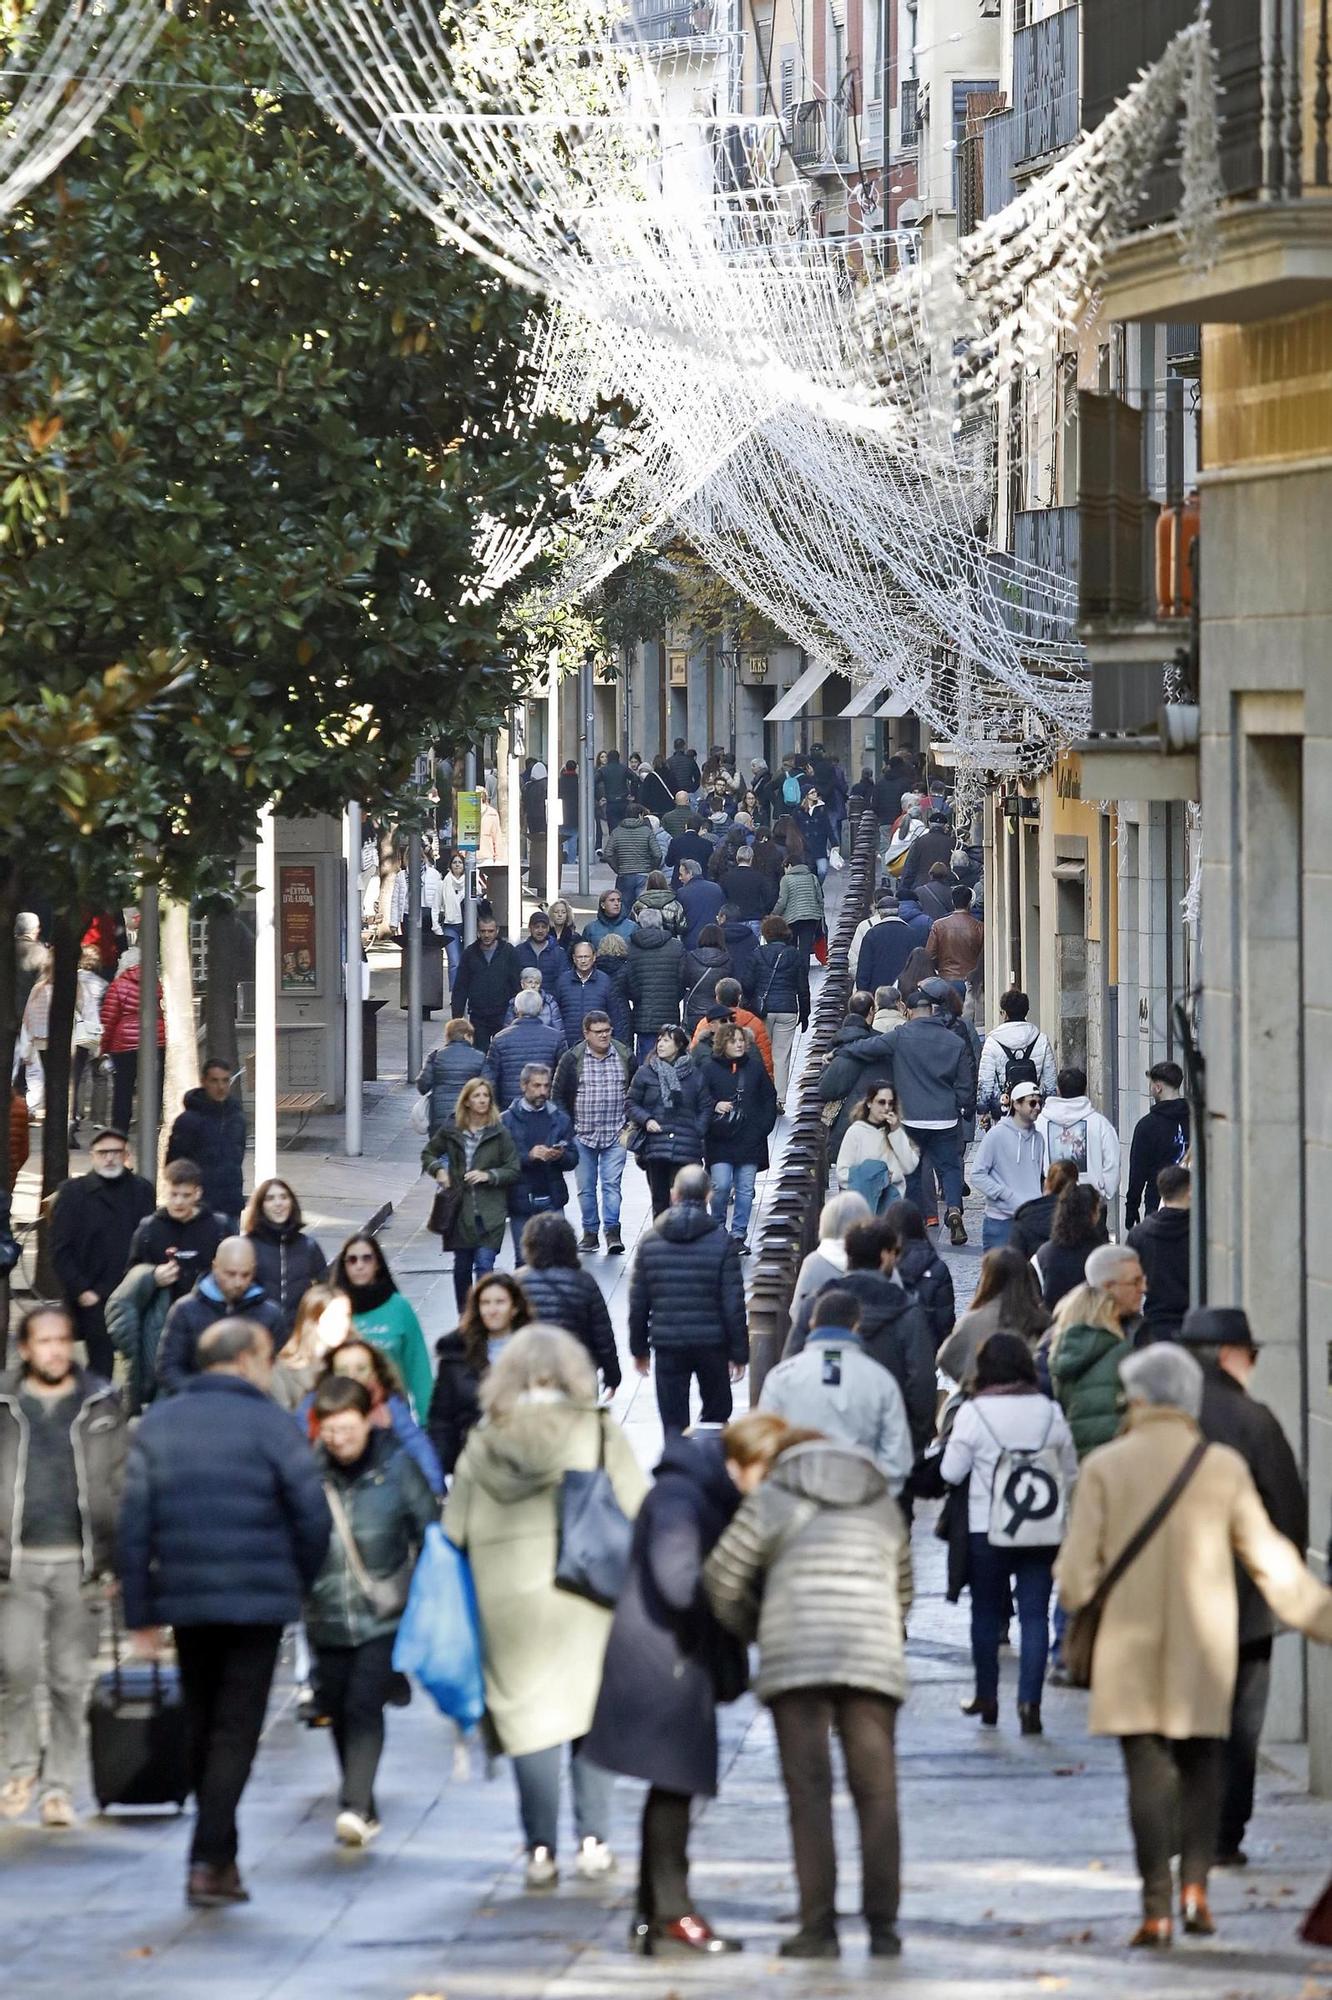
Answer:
[{"xmin": 422, "ymin": 1074, "xmax": 521, "ymax": 1311}]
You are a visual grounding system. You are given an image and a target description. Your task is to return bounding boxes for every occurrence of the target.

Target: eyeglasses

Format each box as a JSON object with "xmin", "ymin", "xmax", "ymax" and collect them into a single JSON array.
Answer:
[{"xmin": 345, "ymin": 1251, "xmax": 376, "ymax": 1266}]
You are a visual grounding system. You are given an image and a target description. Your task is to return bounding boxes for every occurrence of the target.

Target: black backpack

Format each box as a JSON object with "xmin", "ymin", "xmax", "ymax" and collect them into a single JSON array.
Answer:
[{"xmin": 1002, "ymin": 1029, "xmax": 1042, "ymax": 1098}]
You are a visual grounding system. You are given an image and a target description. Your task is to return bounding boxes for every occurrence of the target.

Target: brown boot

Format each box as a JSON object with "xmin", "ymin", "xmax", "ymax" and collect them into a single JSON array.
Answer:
[
  {"xmin": 1181, "ymin": 1886, "xmax": 1215, "ymax": 1936},
  {"xmin": 1129, "ymin": 1916, "xmax": 1173, "ymax": 1949}
]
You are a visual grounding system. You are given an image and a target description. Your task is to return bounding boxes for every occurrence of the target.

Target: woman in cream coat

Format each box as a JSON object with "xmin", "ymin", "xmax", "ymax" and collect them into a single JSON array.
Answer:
[
  {"xmin": 1057, "ymin": 1343, "xmax": 1332, "ymax": 1948},
  {"xmin": 444, "ymin": 1325, "xmax": 647, "ymax": 1891}
]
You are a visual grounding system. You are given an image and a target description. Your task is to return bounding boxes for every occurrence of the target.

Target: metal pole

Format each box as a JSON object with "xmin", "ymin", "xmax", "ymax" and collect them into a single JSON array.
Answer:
[
  {"xmin": 545, "ymin": 658, "xmax": 560, "ymax": 906},
  {"xmin": 406, "ymin": 828, "xmax": 423, "ymax": 1078},
  {"xmin": 463, "ymin": 750, "xmax": 478, "ymax": 947},
  {"xmin": 253, "ymin": 803, "xmax": 278, "ymax": 1184},
  {"xmin": 578, "ymin": 651, "xmax": 594, "ymax": 898},
  {"xmin": 505, "ymin": 710, "xmax": 523, "ymax": 942},
  {"xmin": 344, "ymin": 803, "xmax": 363, "ymax": 1157},
  {"xmin": 135, "ymin": 878, "xmax": 159, "ymax": 1181}
]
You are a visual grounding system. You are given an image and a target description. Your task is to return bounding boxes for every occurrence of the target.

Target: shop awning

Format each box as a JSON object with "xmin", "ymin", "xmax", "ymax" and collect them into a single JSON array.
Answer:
[{"xmin": 766, "ymin": 660, "xmax": 830, "ymax": 722}]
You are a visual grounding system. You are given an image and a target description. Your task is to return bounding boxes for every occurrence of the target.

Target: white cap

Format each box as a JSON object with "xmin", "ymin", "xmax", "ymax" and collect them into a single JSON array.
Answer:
[{"xmin": 1009, "ymin": 1080, "xmax": 1040, "ymax": 1103}]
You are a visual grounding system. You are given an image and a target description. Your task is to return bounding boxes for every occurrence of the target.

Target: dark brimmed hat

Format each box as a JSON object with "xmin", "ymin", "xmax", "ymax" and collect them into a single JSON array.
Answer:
[{"xmin": 1178, "ymin": 1306, "xmax": 1258, "ymax": 1351}]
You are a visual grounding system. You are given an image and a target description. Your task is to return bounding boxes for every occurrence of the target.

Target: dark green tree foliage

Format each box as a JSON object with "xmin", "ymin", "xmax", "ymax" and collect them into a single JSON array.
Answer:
[{"xmin": 0, "ymin": 3, "xmax": 602, "ymax": 1081}]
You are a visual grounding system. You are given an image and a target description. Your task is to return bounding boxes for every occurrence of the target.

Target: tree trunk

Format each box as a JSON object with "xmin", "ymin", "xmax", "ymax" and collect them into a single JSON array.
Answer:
[
  {"xmin": 36, "ymin": 910, "xmax": 78, "ymax": 1293},
  {"xmin": 203, "ymin": 906, "xmax": 245, "ymax": 1081},
  {"xmin": 158, "ymin": 896, "xmax": 198, "ymax": 1179},
  {"xmin": 0, "ymin": 870, "xmax": 21, "ymax": 1352}
]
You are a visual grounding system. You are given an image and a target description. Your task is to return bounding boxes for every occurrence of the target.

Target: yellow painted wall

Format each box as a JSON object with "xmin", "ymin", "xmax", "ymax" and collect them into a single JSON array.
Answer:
[{"xmin": 1204, "ymin": 302, "xmax": 1332, "ymax": 469}]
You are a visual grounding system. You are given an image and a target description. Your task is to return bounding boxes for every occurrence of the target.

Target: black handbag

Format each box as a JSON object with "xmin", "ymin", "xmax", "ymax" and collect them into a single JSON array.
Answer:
[
  {"xmin": 426, "ymin": 1183, "xmax": 464, "ymax": 1239},
  {"xmin": 554, "ymin": 1414, "xmax": 633, "ymax": 1609}
]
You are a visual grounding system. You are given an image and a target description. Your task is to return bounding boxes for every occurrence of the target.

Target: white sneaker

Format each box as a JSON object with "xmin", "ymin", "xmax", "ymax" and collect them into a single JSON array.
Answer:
[
  {"xmin": 574, "ymin": 1836, "xmax": 616, "ymax": 1879},
  {"xmin": 525, "ymin": 1844, "xmax": 559, "ymax": 1889},
  {"xmin": 335, "ymin": 1810, "xmax": 380, "ymax": 1847},
  {"xmin": 0, "ymin": 1775, "xmax": 35, "ymax": 1820},
  {"xmin": 39, "ymin": 1790, "xmax": 76, "ymax": 1830}
]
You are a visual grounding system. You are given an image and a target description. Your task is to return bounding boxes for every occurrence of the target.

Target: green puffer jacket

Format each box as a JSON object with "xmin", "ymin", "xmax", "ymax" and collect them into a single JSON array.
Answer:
[
  {"xmin": 305, "ymin": 1430, "xmax": 438, "ymax": 1649},
  {"xmin": 105, "ymin": 1263, "xmax": 172, "ymax": 1413},
  {"xmin": 421, "ymin": 1120, "xmax": 521, "ymax": 1250},
  {"xmin": 1049, "ymin": 1320, "xmax": 1129, "ymax": 1458},
  {"xmin": 604, "ymin": 815, "xmax": 660, "ymax": 877},
  {"xmin": 774, "ymin": 864, "xmax": 825, "ymax": 927}
]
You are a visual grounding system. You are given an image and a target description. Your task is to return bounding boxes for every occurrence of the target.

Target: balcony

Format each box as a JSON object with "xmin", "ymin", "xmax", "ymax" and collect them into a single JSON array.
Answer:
[
  {"xmin": 1012, "ymin": 506, "xmax": 1081, "ymax": 644},
  {"xmin": 983, "ymin": 105, "xmax": 1018, "ymax": 217},
  {"xmin": 788, "ymin": 99, "xmax": 848, "ymax": 171},
  {"xmin": 1084, "ymin": 0, "xmax": 1332, "ymax": 322},
  {"xmin": 629, "ymin": 0, "xmax": 724, "ymax": 44},
  {"xmin": 1012, "ymin": 4, "xmax": 1079, "ymax": 165}
]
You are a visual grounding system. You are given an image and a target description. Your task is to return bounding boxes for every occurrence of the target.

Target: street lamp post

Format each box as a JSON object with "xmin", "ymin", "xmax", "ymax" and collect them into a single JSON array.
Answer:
[{"xmin": 578, "ymin": 648, "xmax": 595, "ymax": 898}]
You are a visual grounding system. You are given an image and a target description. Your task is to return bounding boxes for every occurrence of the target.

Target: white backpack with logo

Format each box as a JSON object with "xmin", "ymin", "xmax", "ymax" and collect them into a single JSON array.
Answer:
[{"xmin": 974, "ymin": 1405, "xmax": 1067, "ymax": 1549}]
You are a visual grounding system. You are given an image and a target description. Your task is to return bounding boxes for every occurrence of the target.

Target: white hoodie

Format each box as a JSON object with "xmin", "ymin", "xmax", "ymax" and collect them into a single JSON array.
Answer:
[{"xmin": 1035, "ymin": 1093, "xmax": 1121, "ymax": 1206}]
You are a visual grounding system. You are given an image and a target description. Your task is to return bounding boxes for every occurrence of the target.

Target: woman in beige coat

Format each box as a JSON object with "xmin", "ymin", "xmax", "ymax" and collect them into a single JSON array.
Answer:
[
  {"xmin": 443, "ymin": 1325, "xmax": 647, "ymax": 1890},
  {"xmin": 1057, "ymin": 1343, "xmax": 1332, "ymax": 1947}
]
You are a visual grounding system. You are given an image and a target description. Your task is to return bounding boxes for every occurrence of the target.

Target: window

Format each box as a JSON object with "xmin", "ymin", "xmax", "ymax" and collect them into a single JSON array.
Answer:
[
  {"xmin": 754, "ymin": 7, "xmax": 775, "ymax": 114},
  {"xmin": 780, "ymin": 46, "xmax": 796, "ymax": 112},
  {"xmin": 899, "ymin": 76, "xmax": 918, "ymax": 144}
]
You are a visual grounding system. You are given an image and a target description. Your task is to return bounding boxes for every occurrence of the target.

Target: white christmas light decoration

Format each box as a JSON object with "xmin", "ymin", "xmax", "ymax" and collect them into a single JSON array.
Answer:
[{"xmin": 0, "ymin": 0, "xmax": 166, "ymax": 219}]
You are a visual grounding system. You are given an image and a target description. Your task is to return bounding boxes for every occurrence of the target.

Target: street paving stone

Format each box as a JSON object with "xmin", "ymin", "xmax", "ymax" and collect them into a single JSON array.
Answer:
[{"xmin": 6, "ymin": 876, "xmax": 1332, "ymax": 1996}]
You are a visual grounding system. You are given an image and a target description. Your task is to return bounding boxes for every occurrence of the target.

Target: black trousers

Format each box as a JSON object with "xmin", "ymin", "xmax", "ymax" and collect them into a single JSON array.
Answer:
[
  {"xmin": 639, "ymin": 1786, "xmax": 693, "ymax": 1924},
  {"xmin": 1120, "ymin": 1734, "xmax": 1225, "ymax": 1918},
  {"xmin": 645, "ymin": 1159, "xmax": 677, "ymax": 1217},
  {"xmin": 74, "ymin": 1300, "xmax": 114, "ymax": 1384},
  {"xmin": 1220, "ymin": 1643, "xmax": 1272, "ymax": 1856},
  {"xmin": 175, "ymin": 1624, "xmax": 282, "ymax": 1868},
  {"xmin": 314, "ymin": 1634, "xmax": 397, "ymax": 1820},
  {"xmin": 770, "ymin": 1687, "xmax": 900, "ymax": 1937},
  {"xmin": 653, "ymin": 1344, "xmax": 732, "ymax": 1436},
  {"xmin": 470, "ymin": 1012, "xmax": 505, "ymax": 1056}
]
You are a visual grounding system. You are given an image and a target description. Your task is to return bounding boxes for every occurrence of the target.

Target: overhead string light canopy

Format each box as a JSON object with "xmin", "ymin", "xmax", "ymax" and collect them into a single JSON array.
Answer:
[
  {"xmin": 251, "ymin": 0, "xmax": 1222, "ymax": 767},
  {"xmin": 0, "ymin": 0, "xmax": 167, "ymax": 219}
]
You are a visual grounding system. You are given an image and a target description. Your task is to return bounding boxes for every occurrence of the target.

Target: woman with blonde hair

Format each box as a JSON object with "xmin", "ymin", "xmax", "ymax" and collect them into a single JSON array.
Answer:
[
  {"xmin": 270, "ymin": 1282, "xmax": 346, "ymax": 1411},
  {"xmin": 422, "ymin": 1074, "xmax": 519, "ymax": 1308},
  {"xmin": 445, "ymin": 1327, "xmax": 647, "ymax": 1891}
]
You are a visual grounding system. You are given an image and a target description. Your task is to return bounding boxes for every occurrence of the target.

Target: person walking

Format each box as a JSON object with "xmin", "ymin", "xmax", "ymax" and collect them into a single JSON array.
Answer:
[
  {"xmin": 880, "ymin": 987, "xmax": 976, "ymax": 1246},
  {"xmin": 1047, "ymin": 1245, "xmax": 1145, "ymax": 1454},
  {"xmin": 416, "ymin": 1017, "xmax": 486, "ymax": 1133},
  {"xmin": 697, "ymin": 1020, "xmax": 777, "ymax": 1250},
  {"xmin": 325, "ymin": 1341, "xmax": 444, "ymax": 1497},
  {"xmin": 679, "ymin": 926, "xmax": 733, "ymax": 1034},
  {"xmin": 1035, "ymin": 1067, "xmax": 1121, "ymax": 1211},
  {"xmin": 1010, "ymin": 1157, "xmax": 1080, "ymax": 1262},
  {"xmin": 515, "ymin": 1213, "xmax": 621, "ymax": 1397},
  {"xmin": 483, "ymin": 989, "xmax": 566, "ymax": 1108},
  {"xmin": 426, "ymin": 1271, "xmax": 529, "ymax": 1476},
  {"xmin": 626, "ymin": 1026, "xmax": 704, "ymax": 1217},
  {"xmin": 774, "ymin": 857, "xmax": 824, "ymax": 964},
  {"xmin": 604, "ymin": 805, "xmax": 661, "ymax": 907},
  {"xmin": 975, "ymin": 990, "xmax": 1057, "ymax": 1122},
  {"xmin": 241, "ymin": 1177, "xmax": 328, "ymax": 1333},
  {"xmin": 852, "ymin": 893, "xmax": 917, "ymax": 994},
  {"xmin": 583, "ymin": 1419, "xmax": 763, "ymax": 1957},
  {"xmin": 1056, "ymin": 1343, "xmax": 1332, "ymax": 1947},
  {"xmin": 329, "ymin": 1235, "xmax": 434, "ymax": 1422},
  {"xmin": 126, "ymin": 1157, "xmax": 228, "ymax": 1307},
  {"xmin": 969, "ymin": 1079, "xmax": 1047, "ymax": 1251},
  {"xmin": 449, "ymin": 913, "xmax": 520, "ymax": 1053},
  {"xmin": 747, "ymin": 915, "xmax": 809, "ymax": 1113},
  {"xmin": 1176, "ymin": 1306, "xmax": 1308, "ymax": 1868},
  {"xmin": 305, "ymin": 1374, "xmax": 436, "ymax": 1847},
  {"xmin": 598, "ymin": 748, "xmax": 631, "ymax": 831},
  {"xmin": 48, "ymin": 1127, "xmax": 155, "ymax": 1381},
  {"xmin": 835, "ymin": 1082, "xmax": 918, "ymax": 1214},
  {"xmin": 881, "ymin": 1199, "xmax": 956, "ymax": 1348},
  {"xmin": 0, "ymin": 1303, "xmax": 128, "ymax": 1828},
  {"xmin": 97, "ymin": 949, "xmax": 165, "ymax": 1135},
  {"xmin": 941, "ymin": 1332, "xmax": 1077, "ymax": 1735},
  {"xmin": 422, "ymin": 1075, "xmax": 520, "ymax": 1312},
  {"xmin": 624, "ymin": 906, "xmax": 685, "ymax": 1064},
  {"xmin": 553, "ymin": 1010, "xmax": 631, "ymax": 1254},
  {"xmin": 554, "ymin": 940, "xmax": 614, "ymax": 1051},
  {"xmin": 118, "ymin": 1317, "xmax": 331, "ymax": 1908},
  {"xmin": 1124, "ymin": 1061, "xmax": 1191, "ymax": 1231},
  {"xmin": 514, "ymin": 908, "xmax": 565, "ymax": 984},
  {"xmin": 1127, "ymin": 1165, "xmax": 1192, "ymax": 1341},
  {"xmin": 689, "ymin": 979, "xmax": 773, "ymax": 1078},
  {"xmin": 705, "ymin": 1428, "xmax": 911, "ymax": 1961},
  {"xmin": 1032, "ymin": 1181, "xmax": 1108, "ymax": 1312},
  {"xmin": 762, "ymin": 1291, "xmax": 913, "ymax": 1492},
  {"xmin": 786, "ymin": 1192, "xmax": 871, "ymax": 1331},
  {"xmin": 629, "ymin": 1164, "xmax": 748, "ymax": 1434},
  {"xmin": 783, "ymin": 1216, "xmax": 937, "ymax": 1453},
  {"xmin": 268, "ymin": 1282, "xmax": 345, "ymax": 1413},
  {"xmin": 937, "ymin": 1246, "xmax": 1051, "ymax": 1389},
  {"xmin": 675, "ymin": 858, "xmax": 725, "ymax": 948},
  {"xmin": 165, "ymin": 1059, "xmax": 246, "ymax": 1226},
  {"xmin": 502, "ymin": 1063, "xmax": 577, "ymax": 1262},
  {"xmin": 156, "ymin": 1237, "xmax": 286, "ymax": 1397},
  {"xmin": 584, "ymin": 888, "xmax": 635, "ymax": 948},
  {"xmin": 444, "ymin": 1327, "xmax": 646, "ymax": 1887},
  {"xmin": 925, "ymin": 886, "xmax": 984, "ymax": 994}
]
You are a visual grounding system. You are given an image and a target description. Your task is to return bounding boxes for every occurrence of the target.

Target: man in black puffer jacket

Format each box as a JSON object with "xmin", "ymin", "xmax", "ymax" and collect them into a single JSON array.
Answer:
[
  {"xmin": 629, "ymin": 1165, "xmax": 748, "ymax": 1435},
  {"xmin": 624, "ymin": 909, "xmax": 684, "ymax": 1062},
  {"xmin": 118, "ymin": 1317, "xmax": 329, "ymax": 1908},
  {"xmin": 165, "ymin": 1061, "xmax": 247, "ymax": 1225}
]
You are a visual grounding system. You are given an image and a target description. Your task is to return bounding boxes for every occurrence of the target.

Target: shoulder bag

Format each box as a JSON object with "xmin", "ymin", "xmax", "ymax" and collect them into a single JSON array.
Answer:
[
  {"xmin": 555, "ymin": 1412, "xmax": 634, "ymax": 1609},
  {"xmin": 1063, "ymin": 1439, "xmax": 1207, "ymax": 1689},
  {"xmin": 324, "ymin": 1480, "xmax": 417, "ymax": 1621}
]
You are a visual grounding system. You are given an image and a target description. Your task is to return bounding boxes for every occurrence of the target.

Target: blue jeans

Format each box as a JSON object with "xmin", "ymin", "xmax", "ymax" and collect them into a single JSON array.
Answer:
[
  {"xmin": 903, "ymin": 1123, "xmax": 964, "ymax": 1215},
  {"xmin": 576, "ymin": 1140, "xmax": 625, "ymax": 1234},
  {"xmin": 452, "ymin": 1243, "xmax": 497, "ymax": 1310},
  {"xmin": 709, "ymin": 1160, "xmax": 757, "ymax": 1241},
  {"xmin": 968, "ymin": 1536, "xmax": 1054, "ymax": 1707},
  {"xmin": 981, "ymin": 1215, "xmax": 1014, "ymax": 1251},
  {"xmin": 441, "ymin": 925, "xmax": 461, "ymax": 988},
  {"xmin": 562, "ymin": 830, "xmax": 578, "ymax": 864},
  {"xmin": 617, "ymin": 872, "xmax": 647, "ymax": 905}
]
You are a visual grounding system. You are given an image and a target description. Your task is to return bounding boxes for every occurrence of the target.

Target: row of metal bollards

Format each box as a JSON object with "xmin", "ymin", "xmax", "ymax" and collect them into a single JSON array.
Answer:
[{"xmin": 747, "ymin": 801, "xmax": 880, "ymax": 1398}]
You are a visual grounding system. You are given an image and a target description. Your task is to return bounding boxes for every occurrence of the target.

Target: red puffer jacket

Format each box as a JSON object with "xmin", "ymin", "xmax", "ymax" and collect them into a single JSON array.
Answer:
[{"xmin": 98, "ymin": 966, "xmax": 165, "ymax": 1054}]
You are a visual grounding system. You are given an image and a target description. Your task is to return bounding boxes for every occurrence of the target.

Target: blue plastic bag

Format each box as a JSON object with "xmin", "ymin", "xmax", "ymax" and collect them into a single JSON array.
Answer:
[{"xmin": 392, "ymin": 1524, "xmax": 486, "ymax": 1730}]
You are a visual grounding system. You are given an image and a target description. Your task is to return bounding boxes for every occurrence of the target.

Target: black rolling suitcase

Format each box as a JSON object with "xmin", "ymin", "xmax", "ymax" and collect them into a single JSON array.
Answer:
[{"xmin": 88, "ymin": 1614, "xmax": 190, "ymax": 1812}]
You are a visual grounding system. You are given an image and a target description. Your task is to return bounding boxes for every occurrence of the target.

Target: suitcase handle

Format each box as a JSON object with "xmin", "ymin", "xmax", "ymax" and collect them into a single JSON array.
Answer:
[{"xmin": 108, "ymin": 1591, "xmax": 167, "ymax": 1705}]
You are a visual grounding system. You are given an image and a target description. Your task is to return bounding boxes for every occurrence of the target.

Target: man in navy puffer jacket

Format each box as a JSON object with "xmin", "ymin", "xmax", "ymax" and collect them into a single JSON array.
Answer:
[
  {"xmin": 118, "ymin": 1318, "xmax": 329, "ymax": 1908},
  {"xmin": 482, "ymin": 990, "xmax": 565, "ymax": 1108},
  {"xmin": 628, "ymin": 1165, "xmax": 748, "ymax": 1436}
]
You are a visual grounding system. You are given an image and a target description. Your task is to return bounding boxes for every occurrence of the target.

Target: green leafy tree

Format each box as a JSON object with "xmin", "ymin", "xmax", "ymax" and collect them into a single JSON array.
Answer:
[{"xmin": 0, "ymin": 5, "xmax": 605, "ymax": 1174}]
